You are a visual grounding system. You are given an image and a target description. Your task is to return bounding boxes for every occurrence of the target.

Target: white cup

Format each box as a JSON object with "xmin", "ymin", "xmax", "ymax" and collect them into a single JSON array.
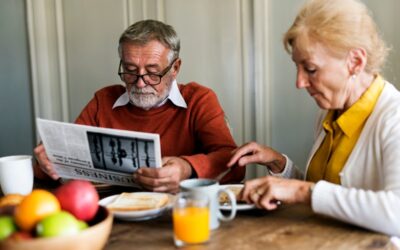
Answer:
[
  {"xmin": 179, "ymin": 178, "xmax": 237, "ymax": 230},
  {"xmin": 0, "ymin": 155, "xmax": 34, "ymax": 195}
]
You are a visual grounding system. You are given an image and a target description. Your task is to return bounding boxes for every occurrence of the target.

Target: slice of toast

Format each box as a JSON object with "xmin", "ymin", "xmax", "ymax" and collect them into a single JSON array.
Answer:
[
  {"xmin": 107, "ymin": 192, "xmax": 169, "ymax": 211},
  {"xmin": 219, "ymin": 186, "xmax": 243, "ymax": 204},
  {"xmin": 0, "ymin": 194, "xmax": 25, "ymax": 208}
]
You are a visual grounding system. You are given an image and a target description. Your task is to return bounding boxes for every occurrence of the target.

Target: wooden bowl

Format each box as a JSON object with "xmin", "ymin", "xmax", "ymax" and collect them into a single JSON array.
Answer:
[{"xmin": 0, "ymin": 206, "xmax": 113, "ymax": 250}]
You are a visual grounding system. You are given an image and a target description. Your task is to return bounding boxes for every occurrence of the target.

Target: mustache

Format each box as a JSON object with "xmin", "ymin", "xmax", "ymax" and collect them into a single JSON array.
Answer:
[{"xmin": 130, "ymin": 86, "xmax": 157, "ymax": 94}]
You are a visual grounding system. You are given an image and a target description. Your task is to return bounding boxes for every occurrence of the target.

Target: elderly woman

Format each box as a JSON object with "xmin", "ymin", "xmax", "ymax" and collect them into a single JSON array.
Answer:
[{"xmin": 228, "ymin": 0, "xmax": 400, "ymax": 236}]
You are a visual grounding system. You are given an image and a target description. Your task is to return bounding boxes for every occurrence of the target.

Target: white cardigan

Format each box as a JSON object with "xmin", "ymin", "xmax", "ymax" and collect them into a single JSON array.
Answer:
[{"xmin": 280, "ymin": 81, "xmax": 400, "ymax": 236}]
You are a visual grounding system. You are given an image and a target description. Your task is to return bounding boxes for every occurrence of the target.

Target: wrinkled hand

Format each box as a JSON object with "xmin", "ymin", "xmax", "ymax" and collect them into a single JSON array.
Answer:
[
  {"xmin": 33, "ymin": 144, "xmax": 59, "ymax": 180},
  {"xmin": 239, "ymin": 176, "xmax": 314, "ymax": 210},
  {"xmin": 227, "ymin": 141, "xmax": 286, "ymax": 173},
  {"xmin": 133, "ymin": 156, "xmax": 192, "ymax": 193}
]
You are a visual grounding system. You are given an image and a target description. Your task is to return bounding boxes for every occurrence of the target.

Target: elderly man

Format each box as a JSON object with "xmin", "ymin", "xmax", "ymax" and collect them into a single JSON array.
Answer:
[{"xmin": 34, "ymin": 20, "xmax": 244, "ymax": 193}]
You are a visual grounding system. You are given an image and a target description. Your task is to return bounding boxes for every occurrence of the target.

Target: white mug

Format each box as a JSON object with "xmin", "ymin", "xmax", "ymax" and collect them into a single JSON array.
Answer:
[
  {"xmin": 179, "ymin": 178, "xmax": 237, "ymax": 230},
  {"xmin": 0, "ymin": 155, "xmax": 34, "ymax": 195}
]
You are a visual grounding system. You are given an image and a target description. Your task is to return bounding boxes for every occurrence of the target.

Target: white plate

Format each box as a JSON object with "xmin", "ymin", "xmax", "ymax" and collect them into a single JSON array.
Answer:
[
  {"xmin": 99, "ymin": 192, "xmax": 175, "ymax": 221},
  {"xmin": 219, "ymin": 184, "xmax": 256, "ymax": 211}
]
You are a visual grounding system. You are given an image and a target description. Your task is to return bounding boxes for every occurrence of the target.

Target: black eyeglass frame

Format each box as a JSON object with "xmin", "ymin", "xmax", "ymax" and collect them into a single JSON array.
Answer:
[{"xmin": 117, "ymin": 58, "xmax": 178, "ymax": 86}]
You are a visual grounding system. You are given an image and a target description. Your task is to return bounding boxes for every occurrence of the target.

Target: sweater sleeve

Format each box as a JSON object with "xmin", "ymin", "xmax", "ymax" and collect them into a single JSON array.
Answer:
[
  {"xmin": 180, "ymin": 87, "xmax": 245, "ymax": 183},
  {"xmin": 74, "ymin": 95, "xmax": 99, "ymax": 126},
  {"xmin": 74, "ymin": 85, "xmax": 123, "ymax": 126}
]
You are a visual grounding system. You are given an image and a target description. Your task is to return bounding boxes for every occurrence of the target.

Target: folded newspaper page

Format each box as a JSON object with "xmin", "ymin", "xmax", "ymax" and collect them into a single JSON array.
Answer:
[{"xmin": 36, "ymin": 118, "xmax": 162, "ymax": 187}]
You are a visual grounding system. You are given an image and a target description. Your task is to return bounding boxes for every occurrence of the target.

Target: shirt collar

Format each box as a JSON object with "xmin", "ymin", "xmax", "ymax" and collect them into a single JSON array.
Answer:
[
  {"xmin": 323, "ymin": 74, "xmax": 385, "ymax": 137},
  {"xmin": 112, "ymin": 80, "xmax": 187, "ymax": 109}
]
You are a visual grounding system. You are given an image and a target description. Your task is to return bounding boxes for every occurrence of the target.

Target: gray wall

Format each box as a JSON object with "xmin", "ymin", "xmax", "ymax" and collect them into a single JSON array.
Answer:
[
  {"xmin": 0, "ymin": 0, "xmax": 35, "ymax": 157},
  {"xmin": 1, "ymin": 0, "xmax": 400, "ymax": 172},
  {"xmin": 364, "ymin": 0, "xmax": 400, "ymax": 85},
  {"xmin": 268, "ymin": 0, "xmax": 317, "ymax": 169}
]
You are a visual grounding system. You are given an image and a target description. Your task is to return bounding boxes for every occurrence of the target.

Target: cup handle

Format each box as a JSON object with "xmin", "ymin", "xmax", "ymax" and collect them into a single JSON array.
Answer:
[{"xmin": 217, "ymin": 188, "xmax": 237, "ymax": 221}]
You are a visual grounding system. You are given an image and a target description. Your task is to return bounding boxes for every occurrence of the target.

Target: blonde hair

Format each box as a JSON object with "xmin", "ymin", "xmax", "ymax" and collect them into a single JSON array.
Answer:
[{"xmin": 283, "ymin": 0, "xmax": 388, "ymax": 74}]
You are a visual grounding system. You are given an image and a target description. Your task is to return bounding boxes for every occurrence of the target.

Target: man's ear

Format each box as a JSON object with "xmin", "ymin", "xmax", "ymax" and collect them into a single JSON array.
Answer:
[
  {"xmin": 172, "ymin": 58, "xmax": 182, "ymax": 76},
  {"xmin": 347, "ymin": 48, "xmax": 367, "ymax": 75}
]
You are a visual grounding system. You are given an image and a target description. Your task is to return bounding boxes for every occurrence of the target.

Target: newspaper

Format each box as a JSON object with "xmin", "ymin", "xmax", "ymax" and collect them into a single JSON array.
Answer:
[{"xmin": 36, "ymin": 118, "xmax": 162, "ymax": 187}]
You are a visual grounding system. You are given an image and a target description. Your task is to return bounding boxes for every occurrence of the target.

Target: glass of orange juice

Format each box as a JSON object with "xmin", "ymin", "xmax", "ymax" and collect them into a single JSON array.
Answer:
[{"xmin": 173, "ymin": 192, "xmax": 210, "ymax": 247}]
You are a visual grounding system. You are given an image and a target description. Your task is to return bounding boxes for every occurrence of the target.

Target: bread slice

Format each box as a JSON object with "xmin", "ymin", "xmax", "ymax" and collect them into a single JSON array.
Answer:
[
  {"xmin": 219, "ymin": 186, "xmax": 243, "ymax": 204},
  {"xmin": 107, "ymin": 192, "xmax": 169, "ymax": 211},
  {"xmin": 0, "ymin": 194, "xmax": 25, "ymax": 208}
]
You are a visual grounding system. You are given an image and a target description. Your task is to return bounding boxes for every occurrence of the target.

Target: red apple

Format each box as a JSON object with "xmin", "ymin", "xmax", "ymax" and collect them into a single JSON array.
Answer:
[{"xmin": 54, "ymin": 180, "xmax": 99, "ymax": 222}]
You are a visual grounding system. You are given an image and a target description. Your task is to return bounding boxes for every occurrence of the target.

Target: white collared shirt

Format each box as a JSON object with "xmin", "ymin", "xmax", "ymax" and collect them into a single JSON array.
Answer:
[{"xmin": 112, "ymin": 80, "xmax": 187, "ymax": 109}]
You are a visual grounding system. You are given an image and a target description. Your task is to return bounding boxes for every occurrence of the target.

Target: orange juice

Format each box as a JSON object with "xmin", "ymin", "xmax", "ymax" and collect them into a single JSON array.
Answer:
[{"xmin": 173, "ymin": 206, "xmax": 210, "ymax": 244}]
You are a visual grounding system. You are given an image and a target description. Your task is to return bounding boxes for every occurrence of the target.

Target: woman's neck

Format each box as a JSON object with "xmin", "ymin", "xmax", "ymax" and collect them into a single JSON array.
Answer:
[{"xmin": 340, "ymin": 72, "xmax": 376, "ymax": 113}]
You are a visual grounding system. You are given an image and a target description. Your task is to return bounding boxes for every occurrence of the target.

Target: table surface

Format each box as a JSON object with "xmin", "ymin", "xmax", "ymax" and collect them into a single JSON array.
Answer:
[
  {"xmin": 5, "ymin": 180, "xmax": 392, "ymax": 250},
  {"xmin": 104, "ymin": 203, "xmax": 391, "ymax": 250}
]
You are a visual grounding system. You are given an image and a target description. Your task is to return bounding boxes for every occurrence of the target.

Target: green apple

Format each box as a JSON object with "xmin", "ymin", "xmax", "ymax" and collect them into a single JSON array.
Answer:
[
  {"xmin": 77, "ymin": 220, "xmax": 88, "ymax": 230},
  {"xmin": 0, "ymin": 216, "xmax": 17, "ymax": 240},
  {"xmin": 36, "ymin": 211, "xmax": 80, "ymax": 237}
]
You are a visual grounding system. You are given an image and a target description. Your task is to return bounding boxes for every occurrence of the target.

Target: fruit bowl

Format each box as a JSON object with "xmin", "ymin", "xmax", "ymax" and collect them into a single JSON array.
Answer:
[{"xmin": 0, "ymin": 206, "xmax": 113, "ymax": 250}]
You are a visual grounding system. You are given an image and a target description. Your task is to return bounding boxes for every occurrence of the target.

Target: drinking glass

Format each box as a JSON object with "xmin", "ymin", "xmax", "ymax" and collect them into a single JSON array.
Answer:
[
  {"xmin": 173, "ymin": 192, "xmax": 210, "ymax": 247},
  {"xmin": 179, "ymin": 178, "xmax": 237, "ymax": 230}
]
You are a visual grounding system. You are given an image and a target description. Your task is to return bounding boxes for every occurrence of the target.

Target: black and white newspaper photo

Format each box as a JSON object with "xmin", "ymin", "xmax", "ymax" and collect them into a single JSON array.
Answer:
[
  {"xmin": 87, "ymin": 132, "xmax": 156, "ymax": 173},
  {"xmin": 36, "ymin": 118, "xmax": 162, "ymax": 186}
]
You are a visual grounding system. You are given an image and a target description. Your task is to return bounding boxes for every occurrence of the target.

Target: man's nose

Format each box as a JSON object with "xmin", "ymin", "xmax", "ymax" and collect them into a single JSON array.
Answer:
[{"xmin": 135, "ymin": 76, "xmax": 147, "ymax": 88}]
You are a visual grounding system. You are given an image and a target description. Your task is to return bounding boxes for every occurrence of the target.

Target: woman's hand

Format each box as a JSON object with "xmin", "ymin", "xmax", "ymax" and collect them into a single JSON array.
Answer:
[
  {"xmin": 227, "ymin": 142, "xmax": 286, "ymax": 173},
  {"xmin": 239, "ymin": 176, "xmax": 314, "ymax": 210}
]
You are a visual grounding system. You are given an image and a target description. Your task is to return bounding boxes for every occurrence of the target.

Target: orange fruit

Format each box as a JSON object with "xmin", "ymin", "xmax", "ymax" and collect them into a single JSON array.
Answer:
[{"xmin": 14, "ymin": 189, "xmax": 60, "ymax": 231}]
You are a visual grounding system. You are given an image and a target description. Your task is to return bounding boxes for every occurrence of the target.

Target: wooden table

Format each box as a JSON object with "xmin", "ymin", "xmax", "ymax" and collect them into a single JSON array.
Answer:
[
  {"xmin": 104, "ymin": 204, "xmax": 391, "ymax": 250},
  {"xmin": 23, "ymin": 180, "xmax": 392, "ymax": 249}
]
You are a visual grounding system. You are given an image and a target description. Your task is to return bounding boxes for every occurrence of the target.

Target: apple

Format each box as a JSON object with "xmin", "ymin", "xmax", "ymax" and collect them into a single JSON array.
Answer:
[
  {"xmin": 54, "ymin": 180, "xmax": 99, "ymax": 221},
  {"xmin": 36, "ymin": 211, "xmax": 80, "ymax": 237},
  {"xmin": 77, "ymin": 220, "xmax": 88, "ymax": 230},
  {"xmin": 0, "ymin": 216, "xmax": 17, "ymax": 240},
  {"xmin": 6, "ymin": 231, "xmax": 33, "ymax": 241}
]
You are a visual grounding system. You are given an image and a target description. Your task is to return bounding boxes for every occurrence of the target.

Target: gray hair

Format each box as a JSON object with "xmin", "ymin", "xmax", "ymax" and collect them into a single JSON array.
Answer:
[{"xmin": 118, "ymin": 19, "xmax": 180, "ymax": 63}]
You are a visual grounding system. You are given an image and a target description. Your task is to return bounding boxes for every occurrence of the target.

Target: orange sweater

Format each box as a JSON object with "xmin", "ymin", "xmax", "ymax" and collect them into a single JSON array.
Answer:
[{"xmin": 75, "ymin": 82, "xmax": 244, "ymax": 183}]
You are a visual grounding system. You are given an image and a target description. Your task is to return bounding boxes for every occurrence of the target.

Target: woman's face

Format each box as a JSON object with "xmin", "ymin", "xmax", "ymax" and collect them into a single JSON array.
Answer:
[{"xmin": 292, "ymin": 41, "xmax": 351, "ymax": 110}]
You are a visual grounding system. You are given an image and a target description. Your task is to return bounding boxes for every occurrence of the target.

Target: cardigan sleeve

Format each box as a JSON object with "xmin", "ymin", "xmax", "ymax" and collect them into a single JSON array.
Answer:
[
  {"xmin": 312, "ymin": 180, "xmax": 400, "ymax": 236},
  {"xmin": 267, "ymin": 154, "xmax": 304, "ymax": 179}
]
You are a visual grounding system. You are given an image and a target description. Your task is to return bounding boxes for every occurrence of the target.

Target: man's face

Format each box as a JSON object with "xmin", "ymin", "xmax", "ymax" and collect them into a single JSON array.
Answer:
[{"xmin": 120, "ymin": 41, "xmax": 180, "ymax": 109}]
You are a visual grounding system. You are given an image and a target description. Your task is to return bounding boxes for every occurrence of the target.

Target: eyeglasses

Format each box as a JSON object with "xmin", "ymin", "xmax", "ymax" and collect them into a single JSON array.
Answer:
[{"xmin": 118, "ymin": 58, "xmax": 177, "ymax": 86}]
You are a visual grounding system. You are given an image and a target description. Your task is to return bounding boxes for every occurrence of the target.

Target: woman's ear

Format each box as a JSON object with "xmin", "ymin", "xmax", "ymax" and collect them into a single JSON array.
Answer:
[{"xmin": 347, "ymin": 48, "xmax": 367, "ymax": 76}]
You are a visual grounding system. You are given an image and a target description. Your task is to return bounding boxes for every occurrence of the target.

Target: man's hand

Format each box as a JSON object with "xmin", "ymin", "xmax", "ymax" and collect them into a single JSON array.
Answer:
[
  {"xmin": 33, "ymin": 144, "xmax": 59, "ymax": 180},
  {"xmin": 133, "ymin": 156, "xmax": 193, "ymax": 193}
]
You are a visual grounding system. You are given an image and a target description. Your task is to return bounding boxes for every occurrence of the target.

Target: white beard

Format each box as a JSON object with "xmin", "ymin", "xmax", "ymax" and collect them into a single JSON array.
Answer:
[{"xmin": 128, "ymin": 84, "xmax": 171, "ymax": 110}]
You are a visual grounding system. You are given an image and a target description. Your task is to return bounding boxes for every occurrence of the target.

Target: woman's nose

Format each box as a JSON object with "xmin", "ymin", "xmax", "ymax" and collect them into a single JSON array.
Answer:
[{"xmin": 296, "ymin": 71, "xmax": 309, "ymax": 89}]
